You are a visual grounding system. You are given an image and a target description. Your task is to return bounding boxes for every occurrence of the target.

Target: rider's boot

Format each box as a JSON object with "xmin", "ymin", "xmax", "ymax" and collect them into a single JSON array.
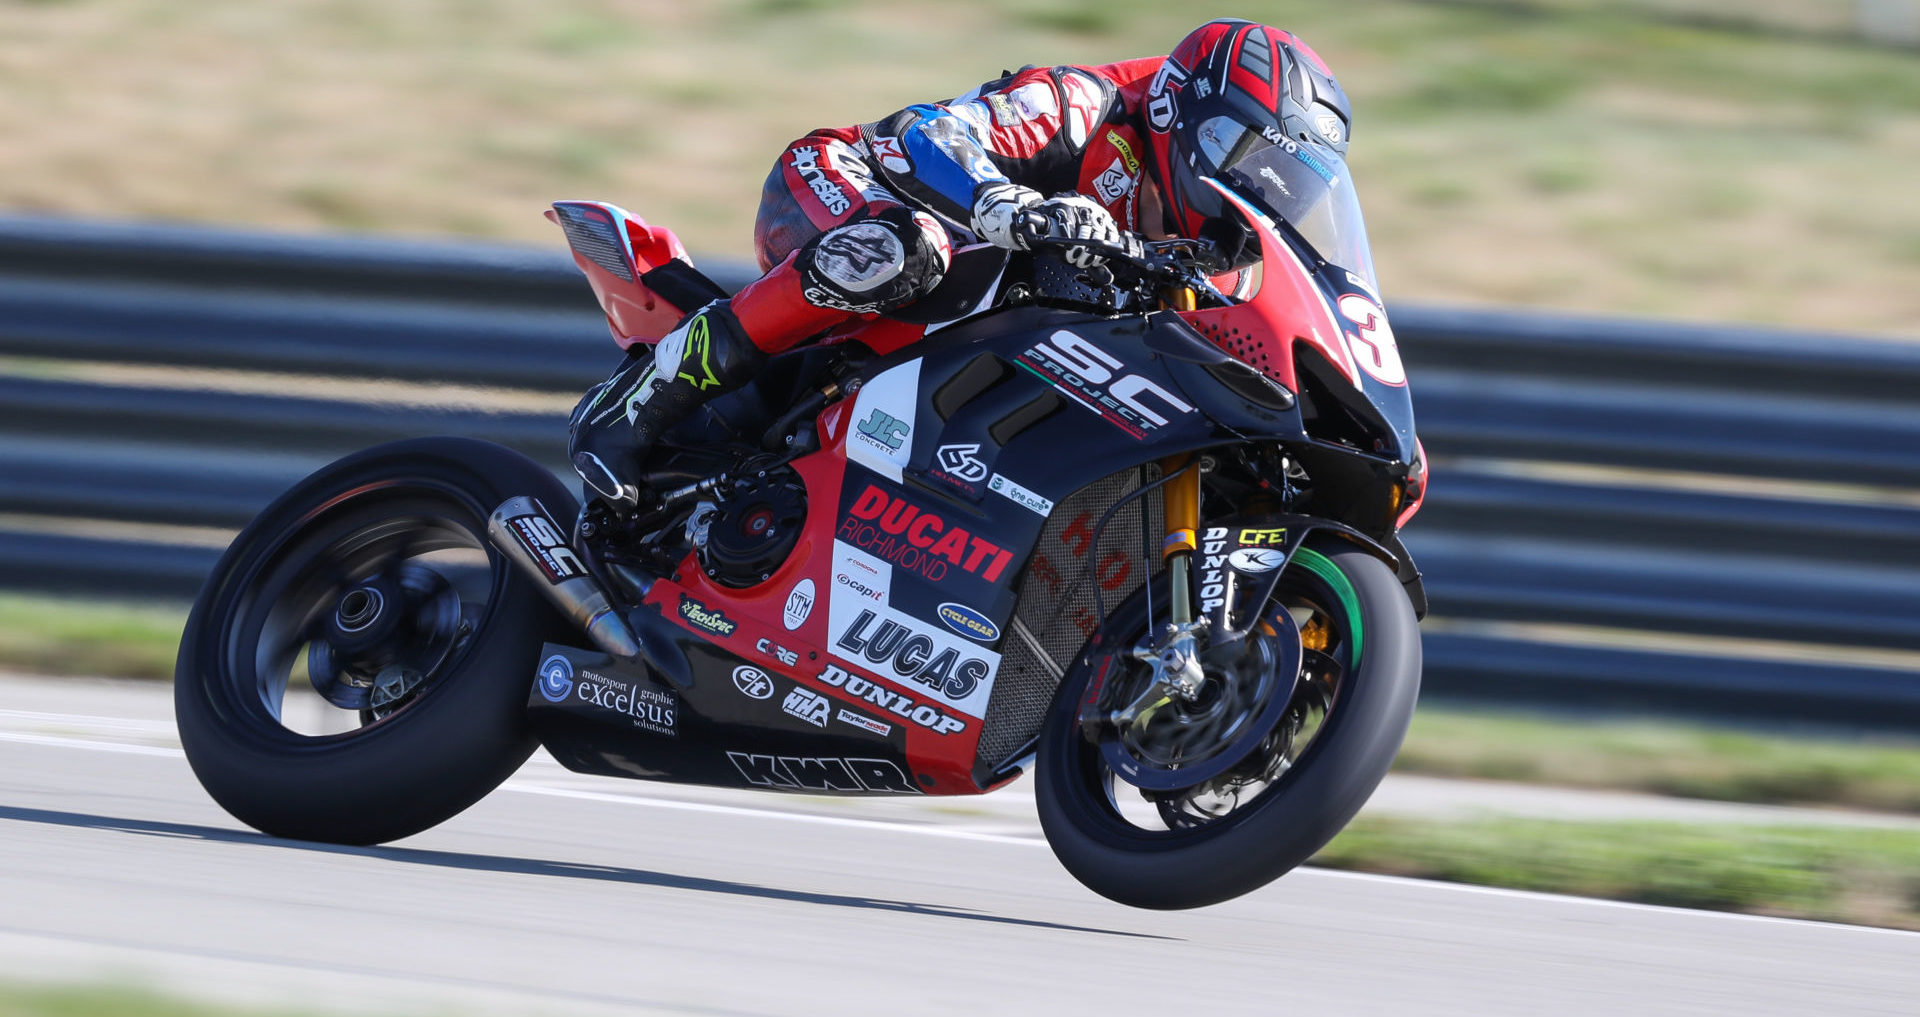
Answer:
[{"xmin": 567, "ymin": 255, "xmax": 849, "ymax": 511}]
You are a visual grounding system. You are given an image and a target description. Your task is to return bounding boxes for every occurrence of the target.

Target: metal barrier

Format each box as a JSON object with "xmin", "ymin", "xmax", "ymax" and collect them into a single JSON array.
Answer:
[{"xmin": 3, "ymin": 214, "xmax": 1916, "ymax": 723}]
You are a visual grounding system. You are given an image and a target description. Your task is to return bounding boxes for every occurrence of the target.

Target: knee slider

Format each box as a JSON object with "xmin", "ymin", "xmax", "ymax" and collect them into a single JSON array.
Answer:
[{"xmin": 796, "ymin": 207, "xmax": 952, "ymax": 314}]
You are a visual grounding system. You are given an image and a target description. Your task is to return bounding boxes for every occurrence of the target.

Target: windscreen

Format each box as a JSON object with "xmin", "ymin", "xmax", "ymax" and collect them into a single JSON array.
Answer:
[{"xmin": 1195, "ymin": 117, "xmax": 1377, "ymax": 290}]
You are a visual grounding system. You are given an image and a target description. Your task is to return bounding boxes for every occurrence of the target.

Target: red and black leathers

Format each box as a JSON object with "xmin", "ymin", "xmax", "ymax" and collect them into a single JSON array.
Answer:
[{"xmin": 742, "ymin": 57, "xmax": 1167, "ymax": 355}]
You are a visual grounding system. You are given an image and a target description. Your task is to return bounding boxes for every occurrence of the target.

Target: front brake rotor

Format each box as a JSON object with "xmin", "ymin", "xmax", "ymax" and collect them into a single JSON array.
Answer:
[{"xmin": 1094, "ymin": 606, "xmax": 1302, "ymax": 792}]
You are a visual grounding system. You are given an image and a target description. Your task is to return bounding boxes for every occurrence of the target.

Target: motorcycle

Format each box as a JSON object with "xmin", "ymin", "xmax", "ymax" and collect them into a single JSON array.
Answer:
[{"xmin": 175, "ymin": 139, "xmax": 1428, "ymax": 909}]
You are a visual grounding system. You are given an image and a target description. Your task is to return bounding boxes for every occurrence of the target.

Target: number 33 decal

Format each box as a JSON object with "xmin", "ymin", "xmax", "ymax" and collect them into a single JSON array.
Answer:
[{"xmin": 1337, "ymin": 293, "xmax": 1407, "ymax": 386}]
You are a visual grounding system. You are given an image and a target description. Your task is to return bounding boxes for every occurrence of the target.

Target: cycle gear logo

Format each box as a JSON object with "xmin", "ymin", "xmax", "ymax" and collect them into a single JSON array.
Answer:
[{"xmin": 536, "ymin": 654, "xmax": 575, "ymax": 703}]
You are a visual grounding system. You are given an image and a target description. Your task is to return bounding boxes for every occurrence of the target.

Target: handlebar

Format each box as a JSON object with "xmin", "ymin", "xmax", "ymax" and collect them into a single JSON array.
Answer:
[{"xmin": 1017, "ymin": 227, "xmax": 1235, "ymax": 308}]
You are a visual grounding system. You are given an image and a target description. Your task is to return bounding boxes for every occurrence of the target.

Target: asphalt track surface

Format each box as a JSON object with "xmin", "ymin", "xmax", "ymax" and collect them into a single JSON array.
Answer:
[{"xmin": 1, "ymin": 676, "xmax": 1916, "ymax": 1016}]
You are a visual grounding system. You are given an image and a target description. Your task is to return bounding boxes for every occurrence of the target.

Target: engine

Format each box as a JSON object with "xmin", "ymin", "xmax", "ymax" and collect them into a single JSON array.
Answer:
[{"xmin": 695, "ymin": 466, "xmax": 808, "ymax": 588}]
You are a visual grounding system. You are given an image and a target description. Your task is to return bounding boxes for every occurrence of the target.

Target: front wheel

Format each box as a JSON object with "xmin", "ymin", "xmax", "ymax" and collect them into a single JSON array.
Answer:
[
  {"xmin": 175, "ymin": 438, "xmax": 576, "ymax": 845},
  {"xmin": 1035, "ymin": 538, "xmax": 1421, "ymax": 909}
]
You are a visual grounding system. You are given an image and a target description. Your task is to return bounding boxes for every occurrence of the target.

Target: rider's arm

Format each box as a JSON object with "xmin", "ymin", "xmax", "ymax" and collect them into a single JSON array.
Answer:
[{"xmin": 867, "ymin": 66, "xmax": 1117, "ymax": 245}]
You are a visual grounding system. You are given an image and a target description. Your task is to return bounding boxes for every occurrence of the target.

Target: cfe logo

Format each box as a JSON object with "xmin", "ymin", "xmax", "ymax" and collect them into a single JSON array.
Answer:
[{"xmin": 536, "ymin": 654, "xmax": 575, "ymax": 703}]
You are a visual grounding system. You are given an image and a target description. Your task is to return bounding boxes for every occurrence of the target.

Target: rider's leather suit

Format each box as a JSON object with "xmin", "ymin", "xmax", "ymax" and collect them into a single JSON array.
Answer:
[{"xmin": 729, "ymin": 57, "xmax": 1169, "ymax": 354}]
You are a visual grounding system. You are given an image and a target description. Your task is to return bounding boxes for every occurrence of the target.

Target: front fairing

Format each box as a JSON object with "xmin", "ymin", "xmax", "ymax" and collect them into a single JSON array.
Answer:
[{"xmin": 1189, "ymin": 171, "xmax": 1418, "ymax": 472}]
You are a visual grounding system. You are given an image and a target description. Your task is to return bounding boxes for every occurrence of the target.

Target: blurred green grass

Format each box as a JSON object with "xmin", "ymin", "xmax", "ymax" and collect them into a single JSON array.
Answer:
[
  {"xmin": 0, "ymin": 984, "xmax": 325, "ymax": 1017},
  {"xmin": 1315, "ymin": 817, "xmax": 1920, "ymax": 930},
  {"xmin": 10, "ymin": 590, "xmax": 1920, "ymax": 814},
  {"xmin": 0, "ymin": 592, "xmax": 185, "ymax": 682},
  {"xmin": 1401, "ymin": 707, "xmax": 1920, "ymax": 814},
  {"xmin": 0, "ymin": 0, "xmax": 1916, "ymax": 334}
]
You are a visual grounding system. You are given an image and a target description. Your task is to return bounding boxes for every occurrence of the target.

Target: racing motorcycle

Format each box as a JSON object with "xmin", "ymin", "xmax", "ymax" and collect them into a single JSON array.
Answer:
[{"xmin": 175, "ymin": 139, "xmax": 1428, "ymax": 910}]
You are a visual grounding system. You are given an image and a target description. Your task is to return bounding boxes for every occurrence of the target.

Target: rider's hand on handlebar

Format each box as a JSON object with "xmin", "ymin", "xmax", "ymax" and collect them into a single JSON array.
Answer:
[
  {"xmin": 1023, "ymin": 194, "xmax": 1143, "ymax": 268},
  {"xmin": 970, "ymin": 183, "xmax": 1143, "ymax": 268}
]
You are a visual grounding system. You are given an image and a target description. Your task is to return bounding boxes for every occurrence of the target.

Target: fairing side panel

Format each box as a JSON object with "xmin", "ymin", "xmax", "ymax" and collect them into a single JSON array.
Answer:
[{"xmin": 531, "ymin": 304, "xmax": 1316, "ymax": 796}]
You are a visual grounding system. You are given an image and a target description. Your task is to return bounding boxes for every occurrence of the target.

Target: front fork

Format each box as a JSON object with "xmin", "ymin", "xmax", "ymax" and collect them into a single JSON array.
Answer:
[{"xmin": 1084, "ymin": 455, "xmax": 1209, "ymax": 734}]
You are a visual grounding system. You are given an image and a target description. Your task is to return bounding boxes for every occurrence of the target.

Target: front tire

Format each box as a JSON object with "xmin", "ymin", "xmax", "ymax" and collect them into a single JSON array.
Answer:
[
  {"xmin": 175, "ymin": 438, "xmax": 576, "ymax": 845},
  {"xmin": 1036, "ymin": 539, "xmax": 1421, "ymax": 909}
]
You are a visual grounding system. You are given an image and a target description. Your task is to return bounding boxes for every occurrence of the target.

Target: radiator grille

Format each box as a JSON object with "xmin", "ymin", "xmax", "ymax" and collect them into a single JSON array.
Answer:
[{"xmin": 975, "ymin": 466, "xmax": 1160, "ymax": 774}]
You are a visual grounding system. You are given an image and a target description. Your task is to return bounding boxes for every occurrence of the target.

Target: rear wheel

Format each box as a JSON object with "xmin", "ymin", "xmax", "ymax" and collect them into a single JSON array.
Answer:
[
  {"xmin": 1035, "ymin": 538, "xmax": 1420, "ymax": 909},
  {"xmin": 174, "ymin": 438, "xmax": 575, "ymax": 845}
]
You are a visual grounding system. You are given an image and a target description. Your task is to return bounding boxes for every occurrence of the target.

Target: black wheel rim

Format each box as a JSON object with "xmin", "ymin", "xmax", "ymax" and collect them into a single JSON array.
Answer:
[
  {"xmin": 217, "ymin": 481, "xmax": 505, "ymax": 742},
  {"xmin": 1065, "ymin": 547, "xmax": 1363, "ymax": 840}
]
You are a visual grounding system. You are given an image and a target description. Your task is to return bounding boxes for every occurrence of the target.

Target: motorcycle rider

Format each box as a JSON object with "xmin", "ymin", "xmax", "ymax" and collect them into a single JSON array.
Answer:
[{"xmin": 569, "ymin": 18, "xmax": 1353, "ymax": 511}]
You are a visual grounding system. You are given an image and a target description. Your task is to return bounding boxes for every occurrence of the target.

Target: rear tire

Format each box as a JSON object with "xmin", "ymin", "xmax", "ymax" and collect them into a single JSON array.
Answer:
[
  {"xmin": 1035, "ymin": 539, "xmax": 1420, "ymax": 909},
  {"xmin": 174, "ymin": 438, "xmax": 576, "ymax": 845}
]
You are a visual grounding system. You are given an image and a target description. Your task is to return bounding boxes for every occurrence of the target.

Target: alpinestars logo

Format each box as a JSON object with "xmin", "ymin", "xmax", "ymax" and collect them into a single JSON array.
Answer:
[
  {"xmin": 789, "ymin": 146, "xmax": 851, "ymax": 216},
  {"xmin": 676, "ymin": 315, "xmax": 720, "ymax": 391},
  {"xmin": 935, "ymin": 443, "xmax": 988, "ymax": 483}
]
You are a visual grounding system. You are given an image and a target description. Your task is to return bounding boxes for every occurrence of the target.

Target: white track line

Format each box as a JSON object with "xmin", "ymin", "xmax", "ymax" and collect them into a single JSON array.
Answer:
[{"xmin": 7, "ymin": 725, "xmax": 1920, "ymax": 939}]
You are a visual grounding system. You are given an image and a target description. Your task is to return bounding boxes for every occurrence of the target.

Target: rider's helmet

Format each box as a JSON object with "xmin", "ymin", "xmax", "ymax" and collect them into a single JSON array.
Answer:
[{"xmin": 1144, "ymin": 20, "xmax": 1352, "ymax": 259}]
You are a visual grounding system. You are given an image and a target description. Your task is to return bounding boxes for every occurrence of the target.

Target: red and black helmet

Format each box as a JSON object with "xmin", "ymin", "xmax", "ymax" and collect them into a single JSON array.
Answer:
[{"xmin": 1144, "ymin": 20, "xmax": 1352, "ymax": 252}]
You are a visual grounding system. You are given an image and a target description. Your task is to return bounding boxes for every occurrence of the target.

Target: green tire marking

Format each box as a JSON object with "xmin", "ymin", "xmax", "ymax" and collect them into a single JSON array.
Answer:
[{"xmin": 1291, "ymin": 546, "xmax": 1363, "ymax": 672}]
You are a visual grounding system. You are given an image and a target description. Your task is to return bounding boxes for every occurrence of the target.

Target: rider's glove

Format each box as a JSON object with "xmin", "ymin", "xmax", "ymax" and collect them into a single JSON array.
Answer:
[
  {"xmin": 1031, "ymin": 194, "xmax": 1132, "ymax": 268},
  {"xmin": 971, "ymin": 183, "xmax": 1139, "ymax": 269},
  {"xmin": 970, "ymin": 182, "xmax": 1044, "ymax": 250}
]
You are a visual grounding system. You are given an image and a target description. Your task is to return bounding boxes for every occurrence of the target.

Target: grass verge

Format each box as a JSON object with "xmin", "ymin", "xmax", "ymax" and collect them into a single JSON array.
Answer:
[
  {"xmin": 0, "ymin": 984, "xmax": 318, "ymax": 1017},
  {"xmin": 4, "ymin": 593, "xmax": 1920, "ymax": 820},
  {"xmin": 1314, "ymin": 816, "xmax": 1920, "ymax": 931},
  {"xmin": 1400, "ymin": 707, "xmax": 1920, "ymax": 815},
  {"xmin": 0, "ymin": 592, "xmax": 187, "ymax": 682}
]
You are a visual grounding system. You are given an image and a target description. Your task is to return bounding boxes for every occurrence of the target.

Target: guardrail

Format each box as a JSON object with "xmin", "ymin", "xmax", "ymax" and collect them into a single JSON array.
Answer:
[{"xmin": 3, "ymin": 214, "xmax": 1917, "ymax": 724}]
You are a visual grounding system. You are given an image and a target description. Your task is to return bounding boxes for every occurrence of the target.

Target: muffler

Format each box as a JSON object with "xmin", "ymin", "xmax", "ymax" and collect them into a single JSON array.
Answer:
[{"xmin": 487, "ymin": 496, "xmax": 642, "ymax": 661}]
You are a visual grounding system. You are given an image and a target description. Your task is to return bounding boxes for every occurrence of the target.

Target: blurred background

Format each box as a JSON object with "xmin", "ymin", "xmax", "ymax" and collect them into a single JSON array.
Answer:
[
  {"xmin": 1, "ymin": 2, "xmax": 1919, "ymax": 988},
  {"xmin": 2, "ymin": 0, "xmax": 1917, "ymax": 334}
]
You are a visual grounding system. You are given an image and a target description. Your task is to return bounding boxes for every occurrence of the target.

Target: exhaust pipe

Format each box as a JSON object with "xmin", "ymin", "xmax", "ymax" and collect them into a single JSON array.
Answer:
[{"xmin": 487, "ymin": 496, "xmax": 642, "ymax": 662}]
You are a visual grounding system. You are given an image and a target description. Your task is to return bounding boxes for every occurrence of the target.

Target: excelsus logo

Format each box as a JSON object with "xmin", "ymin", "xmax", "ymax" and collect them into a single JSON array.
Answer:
[
  {"xmin": 840, "ymin": 484, "xmax": 1014, "ymax": 583},
  {"xmin": 536, "ymin": 654, "xmax": 575, "ymax": 703}
]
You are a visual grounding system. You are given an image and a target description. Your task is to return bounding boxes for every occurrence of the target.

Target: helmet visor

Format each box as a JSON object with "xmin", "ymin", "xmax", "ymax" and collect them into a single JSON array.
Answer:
[{"xmin": 1193, "ymin": 118, "xmax": 1378, "ymax": 289}]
